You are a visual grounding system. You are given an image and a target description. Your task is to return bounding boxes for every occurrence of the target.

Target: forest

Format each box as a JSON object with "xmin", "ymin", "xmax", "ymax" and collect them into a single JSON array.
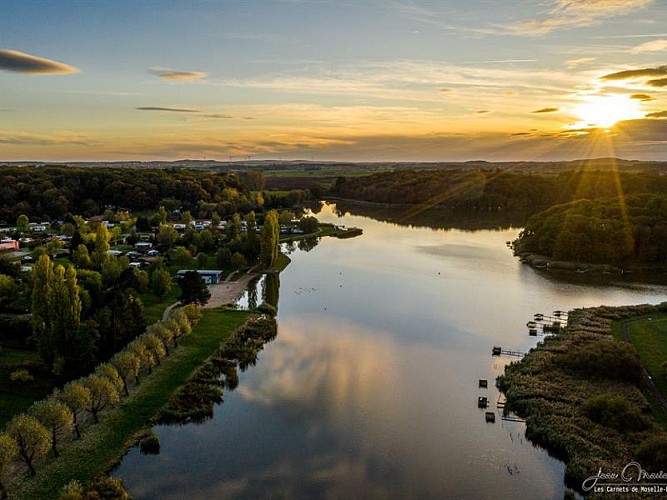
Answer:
[
  {"xmin": 0, "ymin": 167, "xmax": 311, "ymax": 222},
  {"xmin": 330, "ymin": 169, "xmax": 667, "ymax": 215},
  {"xmin": 514, "ymin": 194, "xmax": 667, "ymax": 266}
]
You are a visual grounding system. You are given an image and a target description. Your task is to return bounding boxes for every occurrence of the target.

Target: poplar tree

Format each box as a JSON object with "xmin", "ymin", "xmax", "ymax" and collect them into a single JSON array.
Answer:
[
  {"xmin": 93, "ymin": 223, "xmax": 111, "ymax": 268},
  {"xmin": 31, "ymin": 255, "xmax": 55, "ymax": 366},
  {"xmin": 260, "ymin": 210, "xmax": 279, "ymax": 268}
]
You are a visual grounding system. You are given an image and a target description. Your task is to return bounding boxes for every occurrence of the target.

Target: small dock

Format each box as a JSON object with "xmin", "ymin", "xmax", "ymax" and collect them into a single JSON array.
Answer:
[{"xmin": 492, "ymin": 346, "xmax": 524, "ymax": 358}]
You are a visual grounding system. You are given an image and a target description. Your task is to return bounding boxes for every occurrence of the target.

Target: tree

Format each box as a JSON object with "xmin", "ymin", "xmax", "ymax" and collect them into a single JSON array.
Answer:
[
  {"xmin": 178, "ymin": 271, "xmax": 210, "ymax": 305},
  {"xmin": 7, "ymin": 414, "xmax": 50, "ymax": 476},
  {"xmin": 182, "ymin": 210, "xmax": 193, "ymax": 227},
  {"xmin": 32, "ymin": 399, "xmax": 73, "ymax": 457},
  {"xmin": 157, "ymin": 224, "xmax": 178, "ymax": 248},
  {"xmin": 158, "ymin": 206, "xmax": 168, "ymax": 225},
  {"xmin": 92, "ymin": 224, "xmax": 111, "ymax": 268},
  {"xmin": 96, "ymin": 363, "xmax": 124, "ymax": 395},
  {"xmin": 231, "ymin": 252, "xmax": 247, "ymax": 270},
  {"xmin": 128, "ymin": 340, "xmax": 154, "ymax": 376},
  {"xmin": 143, "ymin": 334, "xmax": 166, "ymax": 367},
  {"xmin": 112, "ymin": 352, "xmax": 141, "ymax": 395},
  {"xmin": 150, "ymin": 269, "xmax": 172, "ymax": 301},
  {"xmin": 173, "ymin": 246, "xmax": 193, "ymax": 267},
  {"xmin": 83, "ymin": 375, "xmax": 120, "ymax": 423},
  {"xmin": 0, "ymin": 433, "xmax": 17, "ymax": 498},
  {"xmin": 31, "ymin": 255, "xmax": 55, "ymax": 366},
  {"xmin": 147, "ymin": 322, "xmax": 173, "ymax": 355},
  {"xmin": 180, "ymin": 303, "xmax": 202, "ymax": 324},
  {"xmin": 226, "ymin": 213, "xmax": 241, "ymax": 241},
  {"xmin": 72, "ymin": 244, "xmax": 92, "ymax": 268},
  {"xmin": 298, "ymin": 216, "xmax": 319, "ymax": 234},
  {"xmin": 16, "ymin": 214, "xmax": 29, "ymax": 233},
  {"xmin": 245, "ymin": 211, "xmax": 259, "ymax": 259},
  {"xmin": 172, "ymin": 309, "xmax": 192, "ymax": 338},
  {"xmin": 58, "ymin": 381, "xmax": 91, "ymax": 439},
  {"xmin": 279, "ymin": 210, "xmax": 295, "ymax": 226},
  {"xmin": 260, "ymin": 210, "xmax": 279, "ymax": 268}
]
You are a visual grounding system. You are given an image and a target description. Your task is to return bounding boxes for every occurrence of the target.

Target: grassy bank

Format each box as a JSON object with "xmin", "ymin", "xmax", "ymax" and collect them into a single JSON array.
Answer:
[
  {"xmin": 497, "ymin": 303, "xmax": 667, "ymax": 493},
  {"xmin": 12, "ymin": 309, "xmax": 253, "ymax": 499}
]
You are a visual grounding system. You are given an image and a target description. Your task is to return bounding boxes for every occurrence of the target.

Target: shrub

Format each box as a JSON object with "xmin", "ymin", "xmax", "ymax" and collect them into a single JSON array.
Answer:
[
  {"xmin": 139, "ymin": 430, "xmax": 160, "ymax": 455},
  {"xmin": 561, "ymin": 340, "xmax": 642, "ymax": 384},
  {"xmin": 636, "ymin": 436, "xmax": 667, "ymax": 471},
  {"xmin": 256, "ymin": 302, "xmax": 277, "ymax": 317},
  {"xmin": 580, "ymin": 393, "xmax": 649, "ymax": 432},
  {"xmin": 10, "ymin": 368, "xmax": 34, "ymax": 383}
]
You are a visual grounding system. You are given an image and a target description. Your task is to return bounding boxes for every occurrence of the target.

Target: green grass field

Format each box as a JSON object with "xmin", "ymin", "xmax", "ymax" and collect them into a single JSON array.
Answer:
[
  {"xmin": 0, "ymin": 349, "xmax": 52, "ymax": 427},
  {"xmin": 141, "ymin": 285, "xmax": 181, "ymax": 324},
  {"xmin": 13, "ymin": 308, "xmax": 253, "ymax": 499},
  {"xmin": 614, "ymin": 314, "xmax": 667, "ymax": 426}
]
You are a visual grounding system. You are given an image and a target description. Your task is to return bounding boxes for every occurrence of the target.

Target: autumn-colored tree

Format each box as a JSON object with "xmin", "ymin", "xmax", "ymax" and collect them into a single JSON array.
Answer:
[
  {"xmin": 92, "ymin": 223, "xmax": 111, "ymax": 268},
  {"xmin": 58, "ymin": 381, "xmax": 91, "ymax": 439},
  {"xmin": 96, "ymin": 363, "xmax": 124, "ymax": 395},
  {"xmin": 147, "ymin": 323, "xmax": 173, "ymax": 355},
  {"xmin": 150, "ymin": 269, "xmax": 172, "ymax": 301},
  {"xmin": 112, "ymin": 352, "xmax": 141, "ymax": 395},
  {"xmin": 7, "ymin": 414, "xmax": 50, "ymax": 476},
  {"xmin": 0, "ymin": 433, "xmax": 18, "ymax": 498},
  {"xmin": 143, "ymin": 334, "xmax": 166, "ymax": 367},
  {"xmin": 31, "ymin": 399, "xmax": 73, "ymax": 457},
  {"xmin": 128, "ymin": 340, "xmax": 154, "ymax": 377},
  {"xmin": 180, "ymin": 303, "xmax": 202, "ymax": 325},
  {"xmin": 83, "ymin": 375, "xmax": 120, "ymax": 423},
  {"xmin": 260, "ymin": 210, "xmax": 279, "ymax": 268}
]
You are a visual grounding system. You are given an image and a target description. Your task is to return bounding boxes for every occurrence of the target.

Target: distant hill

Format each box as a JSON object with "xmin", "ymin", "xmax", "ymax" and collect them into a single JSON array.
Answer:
[{"xmin": 1, "ymin": 157, "xmax": 666, "ymax": 174}]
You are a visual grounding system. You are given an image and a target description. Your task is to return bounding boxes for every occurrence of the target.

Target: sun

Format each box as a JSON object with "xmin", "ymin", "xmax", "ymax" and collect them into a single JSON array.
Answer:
[{"xmin": 572, "ymin": 95, "xmax": 643, "ymax": 129}]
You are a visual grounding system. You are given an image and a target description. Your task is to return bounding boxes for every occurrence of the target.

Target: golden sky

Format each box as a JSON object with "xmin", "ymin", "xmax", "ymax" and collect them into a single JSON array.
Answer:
[{"xmin": 1, "ymin": 0, "xmax": 666, "ymax": 162}]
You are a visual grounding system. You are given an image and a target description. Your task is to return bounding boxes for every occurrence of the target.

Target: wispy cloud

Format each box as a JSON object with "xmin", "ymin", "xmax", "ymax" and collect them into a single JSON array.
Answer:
[
  {"xmin": 601, "ymin": 65, "xmax": 667, "ymax": 80},
  {"xmin": 509, "ymin": 0, "xmax": 653, "ymax": 35},
  {"xmin": 136, "ymin": 106, "xmax": 200, "ymax": 113},
  {"xmin": 646, "ymin": 111, "xmax": 667, "ymax": 118},
  {"xmin": 631, "ymin": 93, "xmax": 654, "ymax": 101},
  {"xmin": 532, "ymin": 107, "xmax": 559, "ymax": 113},
  {"xmin": 0, "ymin": 49, "xmax": 79, "ymax": 75},
  {"xmin": 564, "ymin": 57, "xmax": 595, "ymax": 68},
  {"xmin": 629, "ymin": 39, "xmax": 667, "ymax": 53},
  {"xmin": 149, "ymin": 68, "xmax": 207, "ymax": 81},
  {"xmin": 0, "ymin": 130, "xmax": 89, "ymax": 146},
  {"xmin": 648, "ymin": 78, "xmax": 667, "ymax": 87}
]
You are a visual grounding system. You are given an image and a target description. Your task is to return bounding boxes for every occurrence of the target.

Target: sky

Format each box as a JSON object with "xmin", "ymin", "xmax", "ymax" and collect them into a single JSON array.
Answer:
[{"xmin": 1, "ymin": 0, "xmax": 667, "ymax": 162}]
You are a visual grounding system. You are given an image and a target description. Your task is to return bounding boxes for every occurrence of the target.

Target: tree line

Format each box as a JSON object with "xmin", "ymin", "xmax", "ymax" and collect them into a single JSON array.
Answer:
[
  {"xmin": 330, "ymin": 169, "xmax": 667, "ymax": 215},
  {"xmin": 0, "ymin": 166, "xmax": 313, "ymax": 222},
  {"xmin": 515, "ymin": 194, "xmax": 667, "ymax": 266},
  {"xmin": 0, "ymin": 304, "xmax": 201, "ymax": 495}
]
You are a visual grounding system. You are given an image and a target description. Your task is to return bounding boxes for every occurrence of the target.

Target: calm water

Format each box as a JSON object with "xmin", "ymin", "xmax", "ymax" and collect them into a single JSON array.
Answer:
[{"xmin": 115, "ymin": 203, "xmax": 667, "ymax": 499}]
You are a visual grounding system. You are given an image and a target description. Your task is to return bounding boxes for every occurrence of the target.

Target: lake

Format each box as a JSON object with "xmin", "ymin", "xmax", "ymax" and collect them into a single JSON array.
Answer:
[{"xmin": 114, "ymin": 202, "xmax": 667, "ymax": 499}]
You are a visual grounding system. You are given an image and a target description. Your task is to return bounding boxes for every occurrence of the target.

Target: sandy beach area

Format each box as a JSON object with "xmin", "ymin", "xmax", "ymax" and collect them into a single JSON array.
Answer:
[{"xmin": 201, "ymin": 272, "xmax": 259, "ymax": 309}]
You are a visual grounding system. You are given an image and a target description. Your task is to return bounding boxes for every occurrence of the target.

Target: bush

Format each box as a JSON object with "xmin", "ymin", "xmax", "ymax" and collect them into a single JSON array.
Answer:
[
  {"xmin": 139, "ymin": 430, "xmax": 160, "ymax": 455},
  {"xmin": 561, "ymin": 340, "xmax": 642, "ymax": 384},
  {"xmin": 256, "ymin": 302, "xmax": 277, "ymax": 317},
  {"xmin": 10, "ymin": 368, "xmax": 34, "ymax": 384},
  {"xmin": 636, "ymin": 436, "xmax": 667, "ymax": 471},
  {"xmin": 580, "ymin": 393, "xmax": 649, "ymax": 432}
]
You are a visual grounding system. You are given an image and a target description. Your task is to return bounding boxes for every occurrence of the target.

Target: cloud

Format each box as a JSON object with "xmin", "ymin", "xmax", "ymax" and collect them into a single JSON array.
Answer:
[
  {"xmin": 631, "ymin": 93, "xmax": 654, "ymax": 101},
  {"xmin": 531, "ymin": 107, "xmax": 559, "ymax": 113},
  {"xmin": 509, "ymin": 0, "xmax": 653, "ymax": 35},
  {"xmin": 601, "ymin": 65, "xmax": 667, "ymax": 81},
  {"xmin": 648, "ymin": 78, "xmax": 667, "ymax": 87},
  {"xmin": 136, "ymin": 106, "xmax": 200, "ymax": 113},
  {"xmin": 475, "ymin": 110, "xmax": 490, "ymax": 114},
  {"xmin": 0, "ymin": 130, "xmax": 89, "ymax": 146},
  {"xmin": 646, "ymin": 111, "xmax": 667, "ymax": 118},
  {"xmin": 510, "ymin": 132, "xmax": 531, "ymax": 136},
  {"xmin": 149, "ymin": 68, "xmax": 207, "ymax": 81},
  {"xmin": 203, "ymin": 114, "xmax": 235, "ymax": 119},
  {"xmin": 564, "ymin": 57, "xmax": 596, "ymax": 68},
  {"xmin": 0, "ymin": 49, "xmax": 79, "ymax": 75},
  {"xmin": 629, "ymin": 39, "xmax": 667, "ymax": 53}
]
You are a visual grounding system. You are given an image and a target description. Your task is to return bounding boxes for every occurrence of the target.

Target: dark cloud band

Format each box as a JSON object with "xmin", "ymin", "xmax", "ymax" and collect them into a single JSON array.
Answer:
[
  {"xmin": 0, "ymin": 49, "xmax": 79, "ymax": 75},
  {"xmin": 136, "ymin": 107, "xmax": 200, "ymax": 113}
]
